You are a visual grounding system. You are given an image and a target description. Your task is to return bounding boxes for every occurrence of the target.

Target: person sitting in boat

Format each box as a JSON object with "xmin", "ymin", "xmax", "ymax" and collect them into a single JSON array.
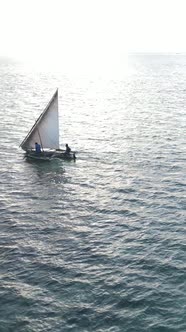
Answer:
[
  {"xmin": 35, "ymin": 142, "xmax": 41, "ymax": 153},
  {"xmin": 65, "ymin": 143, "xmax": 71, "ymax": 154}
]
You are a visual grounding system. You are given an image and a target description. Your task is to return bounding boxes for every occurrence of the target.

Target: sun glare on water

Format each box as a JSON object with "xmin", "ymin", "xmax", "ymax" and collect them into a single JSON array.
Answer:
[
  {"xmin": 1, "ymin": 0, "xmax": 132, "ymax": 77},
  {"xmin": 1, "ymin": 0, "xmax": 185, "ymax": 77}
]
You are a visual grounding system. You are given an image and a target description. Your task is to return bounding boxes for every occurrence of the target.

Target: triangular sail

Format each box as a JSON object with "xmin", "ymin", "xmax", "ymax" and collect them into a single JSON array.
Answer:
[{"xmin": 20, "ymin": 89, "xmax": 59, "ymax": 151}]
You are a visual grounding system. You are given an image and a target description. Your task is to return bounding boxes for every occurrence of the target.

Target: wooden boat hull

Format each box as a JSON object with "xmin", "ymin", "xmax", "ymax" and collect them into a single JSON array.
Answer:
[{"xmin": 25, "ymin": 150, "xmax": 76, "ymax": 161}]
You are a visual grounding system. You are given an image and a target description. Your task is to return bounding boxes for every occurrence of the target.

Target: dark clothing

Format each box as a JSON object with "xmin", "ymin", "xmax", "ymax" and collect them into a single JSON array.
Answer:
[
  {"xmin": 35, "ymin": 143, "xmax": 41, "ymax": 153},
  {"xmin": 65, "ymin": 144, "xmax": 71, "ymax": 154}
]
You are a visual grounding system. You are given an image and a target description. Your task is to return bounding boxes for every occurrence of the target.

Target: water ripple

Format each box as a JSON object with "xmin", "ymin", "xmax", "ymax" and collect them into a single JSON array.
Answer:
[{"xmin": 0, "ymin": 56, "xmax": 185, "ymax": 331}]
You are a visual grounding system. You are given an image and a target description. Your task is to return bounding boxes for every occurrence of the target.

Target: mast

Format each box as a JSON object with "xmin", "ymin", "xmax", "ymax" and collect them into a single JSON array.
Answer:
[{"xmin": 37, "ymin": 127, "xmax": 43, "ymax": 151}]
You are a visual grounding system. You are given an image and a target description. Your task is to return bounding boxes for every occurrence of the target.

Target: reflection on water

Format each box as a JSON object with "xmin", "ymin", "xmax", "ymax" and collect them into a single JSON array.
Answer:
[{"xmin": 0, "ymin": 55, "xmax": 185, "ymax": 332}]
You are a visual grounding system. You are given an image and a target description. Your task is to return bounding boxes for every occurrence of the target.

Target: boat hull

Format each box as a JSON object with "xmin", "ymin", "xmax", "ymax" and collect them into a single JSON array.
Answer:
[{"xmin": 25, "ymin": 149, "xmax": 76, "ymax": 161}]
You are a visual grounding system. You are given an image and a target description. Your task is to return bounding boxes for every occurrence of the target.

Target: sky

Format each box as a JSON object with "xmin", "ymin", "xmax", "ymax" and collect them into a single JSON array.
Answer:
[{"xmin": 0, "ymin": 0, "xmax": 186, "ymax": 74}]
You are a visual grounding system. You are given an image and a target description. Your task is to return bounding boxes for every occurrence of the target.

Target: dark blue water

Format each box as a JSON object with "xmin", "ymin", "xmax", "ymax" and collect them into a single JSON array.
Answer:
[{"xmin": 0, "ymin": 54, "xmax": 185, "ymax": 331}]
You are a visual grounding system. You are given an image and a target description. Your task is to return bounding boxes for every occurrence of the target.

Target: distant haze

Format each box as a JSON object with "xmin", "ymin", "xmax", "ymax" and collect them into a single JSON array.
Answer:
[{"xmin": 0, "ymin": 0, "xmax": 185, "ymax": 74}]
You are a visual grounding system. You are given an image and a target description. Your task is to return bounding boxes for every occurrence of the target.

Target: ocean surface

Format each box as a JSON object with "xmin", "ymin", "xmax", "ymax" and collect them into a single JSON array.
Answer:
[{"xmin": 0, "ymin": 54, "xmax": 185, "ymax": 332}]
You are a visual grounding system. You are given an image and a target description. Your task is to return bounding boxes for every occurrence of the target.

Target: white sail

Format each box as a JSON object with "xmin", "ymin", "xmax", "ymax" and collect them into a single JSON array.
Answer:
[{"xmin": 20, "ymin": 89, "xmax": 59, "ymax": 151}]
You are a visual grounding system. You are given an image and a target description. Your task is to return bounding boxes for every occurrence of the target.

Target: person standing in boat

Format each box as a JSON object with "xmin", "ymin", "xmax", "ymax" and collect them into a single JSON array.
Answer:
[
  {"xmin": 65, "ymin": 144, "xmax": 71, "ymax": 154},
  {"xmin": 35, "ymin": 142, "xmax": 41, "ymax": 153}
]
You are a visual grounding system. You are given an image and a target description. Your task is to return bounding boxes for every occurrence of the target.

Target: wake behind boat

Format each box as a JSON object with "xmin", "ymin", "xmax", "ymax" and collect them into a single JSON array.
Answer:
[{"xmin": 20, "ymin": 89, "xmax": 76, "ymax": 161}]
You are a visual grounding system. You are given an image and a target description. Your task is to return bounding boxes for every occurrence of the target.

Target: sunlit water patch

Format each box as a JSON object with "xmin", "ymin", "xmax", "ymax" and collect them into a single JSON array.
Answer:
[{"xmin": 0, "ymin": 54, "xmax": 185, "ymax": 332}]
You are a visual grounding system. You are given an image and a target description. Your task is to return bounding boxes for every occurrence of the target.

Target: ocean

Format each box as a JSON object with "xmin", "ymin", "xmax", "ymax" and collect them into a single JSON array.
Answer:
[{"xmin": 0, "ymin": 54, "xmax": 185, "ymax": 332}]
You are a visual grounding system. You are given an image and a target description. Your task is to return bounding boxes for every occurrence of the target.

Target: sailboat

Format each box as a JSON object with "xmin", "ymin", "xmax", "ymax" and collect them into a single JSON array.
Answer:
[{"xmin": 20, "ymin": 89, "xmax": 76, "ymax": 161}]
